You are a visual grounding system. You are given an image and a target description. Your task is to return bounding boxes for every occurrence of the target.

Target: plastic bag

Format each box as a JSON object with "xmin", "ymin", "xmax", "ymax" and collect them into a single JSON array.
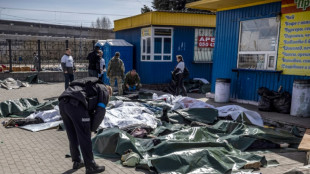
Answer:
[{"xmin": 273, "ymin": 92, "xmax": 291, "ymax": 114}]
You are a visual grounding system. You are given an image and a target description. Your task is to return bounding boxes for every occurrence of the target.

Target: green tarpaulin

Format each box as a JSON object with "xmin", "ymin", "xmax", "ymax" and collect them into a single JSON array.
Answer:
[
  {"xmin": 92, "ymin": 120, "xmax": 301, "ymax": 173},
  {"xmin": 0, "ymin": 98, "xmax": 58, "ymax": 117}
]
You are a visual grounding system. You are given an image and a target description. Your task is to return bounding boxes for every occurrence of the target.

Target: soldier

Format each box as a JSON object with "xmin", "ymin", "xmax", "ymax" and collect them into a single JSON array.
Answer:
[
  {"xmin": 123, "ymin": 69, "xmax": 142, "ymax": 92},
  {"xmin": 107, "ymin": 52, "xmax": 125, "ymax": 95}
]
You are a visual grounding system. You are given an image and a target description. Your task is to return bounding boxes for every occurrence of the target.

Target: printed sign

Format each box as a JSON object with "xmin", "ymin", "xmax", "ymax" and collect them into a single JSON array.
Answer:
[
  {"xmin": 295, "ymin": 0, "xmax": 310, "ymax": 10},
  {"xmin": 277, "ymin": 11, "xmax": 310, "ymax": 76},
  {"xmin": 282, "ymin": 0, "xmax": 310, "ymax": 14},
  {"xmin": 141, "ymin": 27, "xmax": 151, "ymax": 37},
  {"xmin": 198, "ymin": 36, "xmax": 215, "ymax": 48}
]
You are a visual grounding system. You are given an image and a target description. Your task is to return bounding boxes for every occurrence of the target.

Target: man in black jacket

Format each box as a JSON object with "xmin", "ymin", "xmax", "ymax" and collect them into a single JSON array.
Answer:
[
  {"xmin": 58, "ymin": 77, "xmax": 112, "ymax": 174},
  {"xmin": 87, "ymin": 46, "xmax": 101, "ymax": 77}
]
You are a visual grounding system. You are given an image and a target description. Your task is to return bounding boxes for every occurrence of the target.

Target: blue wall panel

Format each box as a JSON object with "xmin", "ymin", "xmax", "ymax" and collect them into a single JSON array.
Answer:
[
  {"xmin": 212, "ymin": 2, "xmax": 310, "ymax": 101},
  {"xmin": 116, "ymin": 26, "xmax": 213, "ymax": 84}
]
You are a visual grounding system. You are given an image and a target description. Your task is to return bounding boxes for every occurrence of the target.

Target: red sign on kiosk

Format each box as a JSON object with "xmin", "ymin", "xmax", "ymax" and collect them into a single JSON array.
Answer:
[{"xmin": 198, "ymin": 36, "xmax": 215, "ymax": 48}]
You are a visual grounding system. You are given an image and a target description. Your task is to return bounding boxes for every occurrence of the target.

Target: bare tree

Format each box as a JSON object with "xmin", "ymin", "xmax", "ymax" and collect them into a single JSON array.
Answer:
[{"xmin": 90, "ymin": 16, "xmax": 112, "ymax": 39}]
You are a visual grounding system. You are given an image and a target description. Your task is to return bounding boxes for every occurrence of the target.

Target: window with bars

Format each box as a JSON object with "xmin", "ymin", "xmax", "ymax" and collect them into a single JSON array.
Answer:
[{"xmin": 194, "ymin": 28, "xmax": 215, "ymax": 63}]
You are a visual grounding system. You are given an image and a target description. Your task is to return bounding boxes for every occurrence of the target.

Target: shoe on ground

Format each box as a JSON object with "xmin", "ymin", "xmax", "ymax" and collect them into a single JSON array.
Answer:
[
  {"xmin": 86, "ymin": 163, "xmax": 105, "ymax": 174},
  {"xmin": 73, "ymin": 161, "xmax": 84, "ymax": 170},
  {"xmin": 4, "ymin": 119, "xmax": 16, "ymax": 128}
]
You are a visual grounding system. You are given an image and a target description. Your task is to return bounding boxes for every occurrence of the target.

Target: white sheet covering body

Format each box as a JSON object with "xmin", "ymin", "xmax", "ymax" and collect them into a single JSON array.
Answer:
[
  {"xmin": 172, "ymin": 97, "xmax": 215, "ymax": 110},
  {"xmin": 100, "ymin": 101, "xmax": 159, "ymax": 129},
  {"xmin": 216, "ymin": 105, "xmax": 264, "ymax": 127},
  {"xmin": 0, "ymin": 78, "xmax": 30, "ymax": 90},
  {"xmin": 26, "ymin": 106, "xmax": 61, "ymax": 123}
]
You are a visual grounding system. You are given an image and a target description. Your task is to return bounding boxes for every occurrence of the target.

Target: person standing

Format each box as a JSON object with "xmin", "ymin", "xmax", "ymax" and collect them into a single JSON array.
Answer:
[
  {"xmin": 98, "ymin": 50, "xmax": 106, "ymax": 82},
  {"xmin": 33, "ymin": 52, "xmax": 39, "ymax": 71},
  {"xmin": 58, "ymin": 77, "xmax": 112, "ymax": 174},
  {"xmin": 61, "ymin": 48, "xmax": 75, "ymax": 89},
  {"xmin": 87, "ymin": 46, "xmax": 101, "ymax": 77},
  {"xmin": 172, "ymin": 55, "xmax": 187, "ymax": 96},
  {"xmin": 107, "ymin": 52, "xmax": 125, "ymax": 95}
]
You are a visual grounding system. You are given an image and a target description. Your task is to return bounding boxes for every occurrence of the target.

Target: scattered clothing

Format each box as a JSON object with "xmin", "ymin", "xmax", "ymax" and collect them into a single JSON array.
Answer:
[{"xmin": 121, "ymin": 150, "xmax": 140, "ymax": 167}]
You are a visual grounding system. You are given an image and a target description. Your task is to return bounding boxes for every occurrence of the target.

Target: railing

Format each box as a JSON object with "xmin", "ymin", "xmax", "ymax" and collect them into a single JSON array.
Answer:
[{"xmin": 0, "ymin": 39, "xmax": 96, "ymax": 72}]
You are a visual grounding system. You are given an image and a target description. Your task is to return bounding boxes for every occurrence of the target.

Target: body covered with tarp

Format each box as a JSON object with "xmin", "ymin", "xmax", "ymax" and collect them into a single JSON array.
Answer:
[
  {"xmin": 0, "ymin": 98, "xmax": 58, "ymax": 118},
  {"xmin": 92, "ymin": 120, "xmax": 300, "ymax": 173},
  {"xmin": 90, "ymin": 94, "xmax": 301, "ymax": 173}
]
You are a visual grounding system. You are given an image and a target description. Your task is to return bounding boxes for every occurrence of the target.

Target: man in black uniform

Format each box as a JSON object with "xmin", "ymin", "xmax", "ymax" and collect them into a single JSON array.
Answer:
[
  {"xmin": 58, "ymin": 77, "xmax": 111, "ymax": 174},
  {"xmin": 87, "ymin": 46, "xmax": 101, "ymax": 77}
]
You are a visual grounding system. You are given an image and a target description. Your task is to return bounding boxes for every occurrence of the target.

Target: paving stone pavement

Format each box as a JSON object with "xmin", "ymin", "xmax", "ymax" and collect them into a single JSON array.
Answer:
[
  {"xmin": 0, "ymin": 83, "xmax": 148, "ymax": 174},
  {"xmin": 0, "ymin": 119, "xmax": 149, "ymax": 174}
]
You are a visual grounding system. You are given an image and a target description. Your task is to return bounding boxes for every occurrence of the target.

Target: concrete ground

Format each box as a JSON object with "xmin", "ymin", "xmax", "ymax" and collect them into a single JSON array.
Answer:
[{"xmin": 0, "ymin": 83, "xmax": 309, "ymax": 173}]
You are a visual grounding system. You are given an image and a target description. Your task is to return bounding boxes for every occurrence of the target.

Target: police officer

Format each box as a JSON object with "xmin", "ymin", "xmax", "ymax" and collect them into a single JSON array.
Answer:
[{"xmin": 58, "ymin": 77, "xmax": 112, "ymax": 174}]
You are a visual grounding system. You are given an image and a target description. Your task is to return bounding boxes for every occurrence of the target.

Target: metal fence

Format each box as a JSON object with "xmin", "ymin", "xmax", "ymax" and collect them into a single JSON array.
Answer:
[{"xmin": 0, "ymin": 38, "xmax": 96, "ymax": 72}]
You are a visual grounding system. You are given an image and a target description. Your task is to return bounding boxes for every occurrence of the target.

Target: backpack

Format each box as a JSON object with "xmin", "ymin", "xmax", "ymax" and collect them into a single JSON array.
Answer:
[{"xmin": 183, "ymin": 67, "xmax": 189, "ymax": 78}]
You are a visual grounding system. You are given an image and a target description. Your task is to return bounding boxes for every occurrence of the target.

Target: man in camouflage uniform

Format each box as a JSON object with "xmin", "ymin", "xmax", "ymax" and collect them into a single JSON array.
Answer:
[
  {"xmin": 107, "ymin": 52, "xmax": 125, "ymax": 95},
  {"xmin": 124, "ymin": 69, "xmax": 142, "ymax": 92}
]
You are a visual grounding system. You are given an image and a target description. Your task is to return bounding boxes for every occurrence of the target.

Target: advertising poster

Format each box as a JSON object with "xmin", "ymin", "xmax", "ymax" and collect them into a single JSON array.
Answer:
[{"xmin": 277, "ymin": 0, "xmax": 310, "ymax": 76}]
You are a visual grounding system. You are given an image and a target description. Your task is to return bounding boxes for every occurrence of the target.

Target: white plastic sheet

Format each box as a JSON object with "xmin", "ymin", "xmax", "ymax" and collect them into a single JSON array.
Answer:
[
  {"xmin": 100, "ymin": 101, "xmax": 159, "ymax": 129},
  {"xmin": 172, "ymin": 97, "xmax": 215, "ymax": 110},
  {"xmin": 20, "ymin": 120, "xmax": 63, "ymax": 132},
  {"xmin": 216, "ymin": 105, "xmax": 264, "ymax": 127},
  {"xmin": 0, "ymin": 78, "xmax": 30, "ymax": 90},
  {"xmin": 26, "ymin": 106, "xmax": 61, "ymax": 123},
  {"xmin": 193, "ymin": 78, "xmax": 210, "ymax": 84}
]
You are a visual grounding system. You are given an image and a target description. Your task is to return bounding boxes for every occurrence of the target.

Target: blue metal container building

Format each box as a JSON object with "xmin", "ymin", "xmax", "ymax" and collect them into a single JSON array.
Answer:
[
  {"xmin": 187, "ymin": 0, "xmax": 310, "ymax": 101},
  {"xmin": 96, "ymin": 39, "xmax": 133, "ymax": 84},
  {"xmin": 114, "ymin": 12, "xmax": 216, "ymax": 84}
]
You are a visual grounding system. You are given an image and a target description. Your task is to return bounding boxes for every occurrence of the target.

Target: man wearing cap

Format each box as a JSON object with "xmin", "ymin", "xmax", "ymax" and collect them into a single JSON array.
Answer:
[
  {"xmin": 58, "ymin": 77, "xmax": 112, "ymax": 174},
  {"xmin": 87, "ymin": 46, "xmax": 101, "ymax": 77},
  {"xmin": 107, "ymin": 52, "xmax": 125, "ymax": 95}
]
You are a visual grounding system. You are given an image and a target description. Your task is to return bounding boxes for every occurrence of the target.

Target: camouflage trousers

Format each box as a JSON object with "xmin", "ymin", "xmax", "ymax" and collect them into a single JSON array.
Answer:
[{"xmin": 109, "ymin": 76, "xmax": 123, "ymax": 95}]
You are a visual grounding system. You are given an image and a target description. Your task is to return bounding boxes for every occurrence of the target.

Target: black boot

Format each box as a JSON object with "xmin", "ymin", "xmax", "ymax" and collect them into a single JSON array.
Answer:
[
  {"xmin": 73, "ymin": 161, "xmax": 84, "ymax": 170},
  {"xmin": 85, "ymin": 163, "xmax": 105, "ymax": 174}
]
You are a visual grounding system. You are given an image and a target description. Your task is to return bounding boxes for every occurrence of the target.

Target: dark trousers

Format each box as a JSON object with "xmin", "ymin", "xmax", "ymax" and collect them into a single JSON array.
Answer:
[
  {"xmin": 175, "ymin": 73, "xmax": 187, "ymax": 96},
  {"xmin": 15, "ymin": 117, "xmax": 44, "ymax": 126},
  {"xmin": 64, "ymin": 73, "xmax": 74, "ymax": 89},
  {"xmin": 59, "ymin": 98, "xmax": 94, "ymax": 167},
  {"xmin": 88, "ymin": 69, "xmax": 98, "ymax": 77}
]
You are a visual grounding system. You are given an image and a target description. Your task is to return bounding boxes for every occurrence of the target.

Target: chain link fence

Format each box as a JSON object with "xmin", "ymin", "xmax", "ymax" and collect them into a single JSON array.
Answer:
[{"xmin": 0, "ymin": 38, "xmax": 95, "ymax": 72}]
